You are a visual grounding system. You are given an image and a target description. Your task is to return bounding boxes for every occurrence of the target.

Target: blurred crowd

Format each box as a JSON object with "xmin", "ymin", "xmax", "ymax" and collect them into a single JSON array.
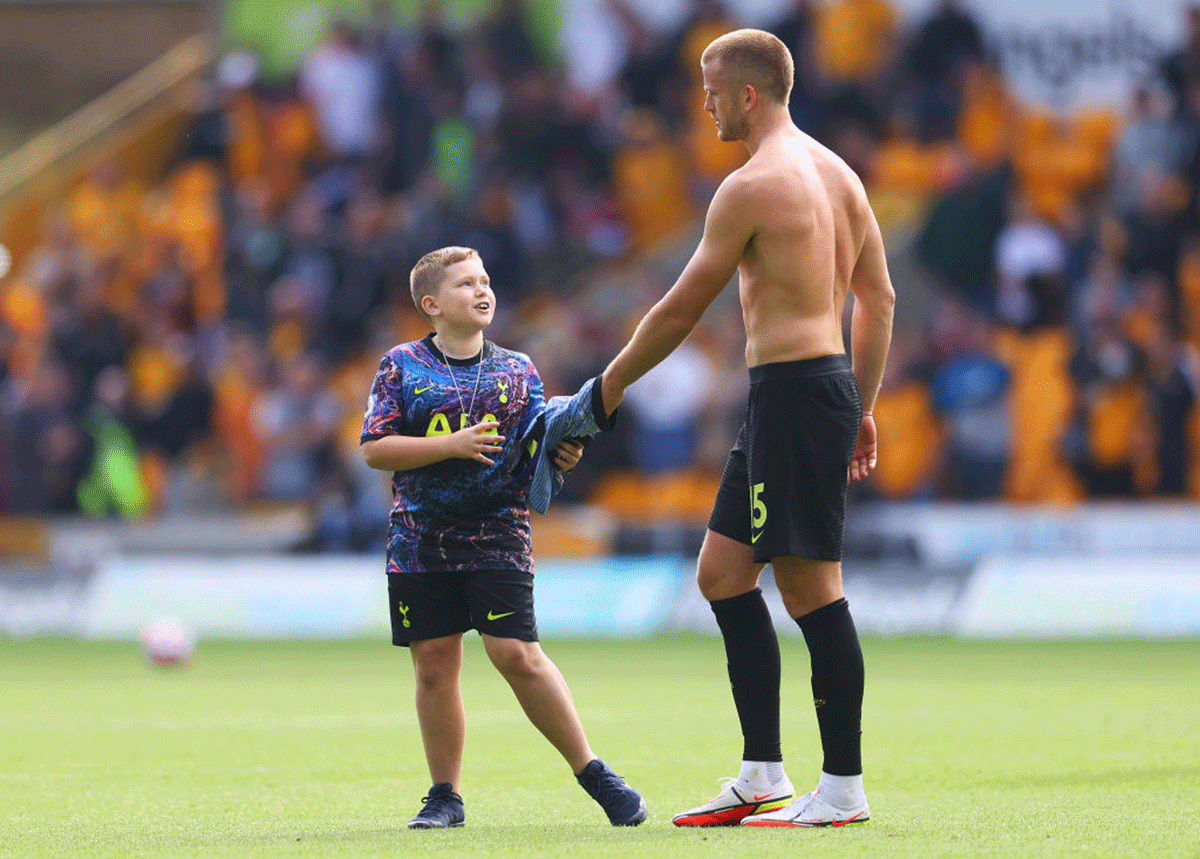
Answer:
[{"xmin": 2, "ymin": 0, "xmax": 1199, "ymax": 544}]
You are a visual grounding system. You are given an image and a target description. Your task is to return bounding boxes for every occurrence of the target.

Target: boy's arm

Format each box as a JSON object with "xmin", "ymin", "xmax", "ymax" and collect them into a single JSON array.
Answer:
[
  {"xmin": 360, "ymin": 351, "xmax": 505, "ymax": 471},
  {"xmin": 362, "ymin": 422, "xmax": 505, "ymax": 470}
]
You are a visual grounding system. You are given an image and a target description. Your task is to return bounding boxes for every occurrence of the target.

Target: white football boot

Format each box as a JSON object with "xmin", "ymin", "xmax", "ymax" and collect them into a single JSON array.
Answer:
[
  {"xmin": 673, "ymin": 776, "xmax": 795, "ymax": 827},
  {"xmin": 741, "ymin": 786, "xmax": 870, "ymax": 828}
]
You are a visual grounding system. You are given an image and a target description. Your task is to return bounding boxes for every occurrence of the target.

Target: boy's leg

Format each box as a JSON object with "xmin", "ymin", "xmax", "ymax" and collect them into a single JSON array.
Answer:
[
  {"xmin": 482, "ymin": 634, "xmax": 647, "ymax": 826},
  {"xmin": 410, "ymin": 634, "xmax": 466, "ymax": 790},
  {"xmin": 480, "ymin": 635, "xmax": 593, "ymax": 772}
]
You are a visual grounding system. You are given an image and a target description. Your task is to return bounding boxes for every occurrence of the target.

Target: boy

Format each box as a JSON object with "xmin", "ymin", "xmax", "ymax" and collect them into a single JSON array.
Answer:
[{"xmin": 360, "ymin": 246, "xmax": 646, "ymax": 830}]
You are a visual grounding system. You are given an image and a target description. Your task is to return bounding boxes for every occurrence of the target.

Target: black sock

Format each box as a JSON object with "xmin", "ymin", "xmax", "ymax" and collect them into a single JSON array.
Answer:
[
  {"xmin": 709, "ymin": 588, "xmax": 782, "ymax": 762},
  {"xmin": 796, "ymin": 597, "xmax": 863, "ymax": 776}
]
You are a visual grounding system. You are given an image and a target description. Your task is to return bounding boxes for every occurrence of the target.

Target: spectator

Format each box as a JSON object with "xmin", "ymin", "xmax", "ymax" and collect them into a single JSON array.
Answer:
[
  {"xmin": 1069, "ymin": 317, "xmax": 1144, "ymax": 496},
  {"xmin": 51, "ymin": 262, "xmax": 129, "ymax": 411},
  {"xmin": 1143, "ymin": 326, "xmax": 1197, "ymax": 495},
  {"xmin": 481, "ymin": 0, "xmax": 542, "ymax": 81},
  {"xmin": 901, "ymin": 0, "xmax": 985, "ymax": 141},
  {"xmin": 1161, "ymin": 4, "xmax": 1200, "ymax": 116},
  {"xmin": 300, "ymin": 21, "xmax": 380, "ymax": 161},
  {"xmin": 1111, "ymin": 87, "xmax": 1187, "ymax": 214},
  {"xmin": 1073, "ymin": 251, "xmax": 1132, "ymax": 341},
  {"xmin": 813, "ymin": 0, "xmax": 896, "ymax": 140},
  {"xmin": 224, "ymin": 177, "xmax": 286, "ymax": 336},
  {"xmin": 3, "ymin": 359, "xmax": 87, "ymax": 514},
  {"xmin": 252, "ymin": 352, "xmax": 341, "ymax": 502},
  {"xmin": 994, "ymin": 194, "xmax": 1066, "ymax": 327},
  {"xmin": 76, "ymin": 366, "xmax": 149, "ymax": 518},
  {"xmin": 622, "ymin": 338, "xmax": 714, "ymax": 474},
  {"xmin": 1120, "ymin": 173, "xmax": 1189, "ymax": 321},
  {"xmin": 770, "ymin": 0, "xmax": 823, "ymax": 134},
  {"xmin": 916, "ymin": 165, "xmax": 1010, "ymax": 309},
  {"xmin": 612, "ymin": 109, "xmax": 692, "ymax": 252},
  {"xmin": 326, "ymin": 188, "xmax": 390, "ymax": 363},
  {"xmin": 929, "ymin": 307, "xmax": 1011, "ymax": 500}
]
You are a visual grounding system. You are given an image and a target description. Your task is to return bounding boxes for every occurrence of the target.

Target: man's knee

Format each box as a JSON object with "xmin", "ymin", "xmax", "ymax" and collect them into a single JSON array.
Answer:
[
  {"xmin": 772, "ymin": 557, "xmax": 844, "ymax": 618},
  {"xmin": 696, "ymin": 530, "xmax": 761, "ymax": 601},
  {"xmin": 695, "ymin": 559, "xmax": 728, "ymax": 601}
]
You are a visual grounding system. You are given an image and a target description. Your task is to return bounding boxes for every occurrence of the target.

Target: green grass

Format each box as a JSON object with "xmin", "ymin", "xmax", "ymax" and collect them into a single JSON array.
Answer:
[{"xmin": 2, "ymin": 636, "xmax": 1199, "ymax": 858}]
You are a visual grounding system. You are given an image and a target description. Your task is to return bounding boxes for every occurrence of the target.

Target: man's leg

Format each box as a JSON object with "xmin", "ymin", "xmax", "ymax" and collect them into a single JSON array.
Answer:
[
  {"xmin": 410, "ymin": 634, "xmax": 466, "ymax": 791},
  {"xmin": 742, "ymin": 556, "xmax": 868, "ymax": 827},
  {"xmin": 482, "ymin": 635, "xmax": 646, "ymax": 826},
  {"xmin": 696, "ymin": 529, "xmax": 779, "ymax": 763},
  {"xmin": 674, "ymin": 529, "xmax": 794, "ymax": 826},
  {"xmin": 772, "ymin": 556, "xmax": 862, "ymax": 778}
]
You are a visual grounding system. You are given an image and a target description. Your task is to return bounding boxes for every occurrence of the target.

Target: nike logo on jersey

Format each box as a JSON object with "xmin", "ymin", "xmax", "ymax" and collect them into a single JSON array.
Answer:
[{"xmin": 414, "ymin": 384, "xmax": 436, "ymax": 394}]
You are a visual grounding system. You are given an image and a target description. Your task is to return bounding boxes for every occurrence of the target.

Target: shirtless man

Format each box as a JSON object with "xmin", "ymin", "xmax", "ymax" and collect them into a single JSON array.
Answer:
[{"xmin": 600, "ymin": 29, "xmax": 894, "ymax": 828}]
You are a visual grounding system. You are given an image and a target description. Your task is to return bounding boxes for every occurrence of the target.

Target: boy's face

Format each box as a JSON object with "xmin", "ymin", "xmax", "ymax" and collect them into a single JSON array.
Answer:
[{"xmin": 426, "ymin": 257, "xmax": 495, "ymax": 331}]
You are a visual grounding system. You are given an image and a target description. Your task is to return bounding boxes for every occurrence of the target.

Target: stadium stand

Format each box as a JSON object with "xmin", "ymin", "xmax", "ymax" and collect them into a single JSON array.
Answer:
[{"xmin": 1, "ymin": 0, "xmax": 1199, "ymax": 553}]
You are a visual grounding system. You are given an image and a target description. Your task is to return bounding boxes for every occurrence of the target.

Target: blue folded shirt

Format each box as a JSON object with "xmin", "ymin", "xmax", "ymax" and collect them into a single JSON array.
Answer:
[{"xmin": 505, "ymin": 375, "xmax": 618, "ymax": 514}]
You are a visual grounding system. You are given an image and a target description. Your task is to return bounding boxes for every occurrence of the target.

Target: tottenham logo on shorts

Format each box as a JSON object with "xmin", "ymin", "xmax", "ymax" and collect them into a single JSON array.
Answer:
[{"xmin": 397, "ymin": 601, "xmax": 411, "ymax": 628}]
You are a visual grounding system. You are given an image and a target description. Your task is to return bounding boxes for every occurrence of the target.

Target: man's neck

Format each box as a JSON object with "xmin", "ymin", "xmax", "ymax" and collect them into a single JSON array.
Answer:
[
  {"xmin": 434, "ymin": 328, "xmax": 484, "ymax": 359},
  {"xmin": 743, "ymin": 106, "xmax": 795, "ymax": 155}
]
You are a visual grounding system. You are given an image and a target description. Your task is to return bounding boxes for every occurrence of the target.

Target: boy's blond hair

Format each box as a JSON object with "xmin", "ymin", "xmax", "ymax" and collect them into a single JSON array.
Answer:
[
  {"xmin": 701, "ymin": 29, "xmax": 794, "ymax": 105},
  {"xmin": 409, "ymin": 246, "xmax": 481, "ymax": 322}
]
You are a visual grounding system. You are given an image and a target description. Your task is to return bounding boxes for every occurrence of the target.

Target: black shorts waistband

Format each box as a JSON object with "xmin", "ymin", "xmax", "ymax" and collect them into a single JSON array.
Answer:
[{"xmin": 749, "ymin": 353, "xmax": 850, "ymax": 383}]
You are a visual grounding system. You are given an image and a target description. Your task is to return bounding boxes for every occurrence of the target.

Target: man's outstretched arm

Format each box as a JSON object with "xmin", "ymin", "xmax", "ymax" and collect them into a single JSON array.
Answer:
[{"xmin": 600, "ymin": 178, "xmax": 751, "ymax": 415}]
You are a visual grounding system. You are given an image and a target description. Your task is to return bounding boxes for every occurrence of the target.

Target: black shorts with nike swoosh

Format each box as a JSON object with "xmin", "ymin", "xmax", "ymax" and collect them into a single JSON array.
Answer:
[
  {"xmin": 387, "ymin": 568, "xmax": 539, "ymax": 646},
  {"xmin": 708, "ymin": 354, "xmax": 861, "ymax": 563}
]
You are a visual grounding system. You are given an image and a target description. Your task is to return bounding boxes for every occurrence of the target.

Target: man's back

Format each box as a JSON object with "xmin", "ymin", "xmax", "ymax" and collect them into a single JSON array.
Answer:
[{"xmin": 732, "ymin": 127, "xmax": 870, "ymax": 368}]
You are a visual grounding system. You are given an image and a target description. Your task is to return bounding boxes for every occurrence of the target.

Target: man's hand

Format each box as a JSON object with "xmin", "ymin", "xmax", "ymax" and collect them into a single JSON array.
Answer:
[
  {"xmin": 553, "ymin": 439, "xmax": 585, "ymax": 473},
  {"xmin": 848, "ymin": 413, "xmax": 877, "ymax": 483},
  {"xmin": 447, "ymin": 421, "xmax": 505, "ymax": 465}
]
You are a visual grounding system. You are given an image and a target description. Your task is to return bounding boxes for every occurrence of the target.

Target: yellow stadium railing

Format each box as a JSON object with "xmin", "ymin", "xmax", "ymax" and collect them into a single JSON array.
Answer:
[{"xmin": 0, "ymin": 33, "xmax": 215, "ymax": 271}]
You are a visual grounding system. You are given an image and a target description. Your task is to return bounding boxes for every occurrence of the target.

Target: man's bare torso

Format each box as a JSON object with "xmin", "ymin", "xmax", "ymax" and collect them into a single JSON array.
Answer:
[{"xmin": 731, "ymin": 127, "xmax": 869, "ymax": 368}]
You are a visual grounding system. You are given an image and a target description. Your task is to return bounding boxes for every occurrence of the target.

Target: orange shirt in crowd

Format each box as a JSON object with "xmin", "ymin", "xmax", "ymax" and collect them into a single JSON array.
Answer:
[{"xmin": 815, "ymin": 0, "xmax": 895, "ymax": 84}]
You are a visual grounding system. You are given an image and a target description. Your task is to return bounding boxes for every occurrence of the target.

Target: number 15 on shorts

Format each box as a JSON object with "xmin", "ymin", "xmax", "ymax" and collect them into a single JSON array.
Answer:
[{"xmin": 751, "ymin": 482, "xmax": 767, "ymax": 542}]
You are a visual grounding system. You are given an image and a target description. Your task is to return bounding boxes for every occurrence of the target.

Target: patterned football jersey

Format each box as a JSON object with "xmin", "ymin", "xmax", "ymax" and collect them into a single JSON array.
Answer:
[{"xmin": 361, "ymin": 334, "xmax": 544, "ymax": 575}]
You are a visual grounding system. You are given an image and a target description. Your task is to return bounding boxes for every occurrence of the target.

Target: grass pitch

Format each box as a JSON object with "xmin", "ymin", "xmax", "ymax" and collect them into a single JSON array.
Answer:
[{"xmin": 2, "ymin": 635, "xmax": 1198, "ymax": 858}]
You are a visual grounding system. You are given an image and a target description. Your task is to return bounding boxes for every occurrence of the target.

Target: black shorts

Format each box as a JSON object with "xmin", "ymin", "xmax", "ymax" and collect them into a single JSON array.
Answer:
[
  {"xmin": 708, "ymin": 354, "xmax": 861, "ymax": 563},
  {"xmin": 387, "ymin": 568, "xmax": 539, "ymax": 646}
]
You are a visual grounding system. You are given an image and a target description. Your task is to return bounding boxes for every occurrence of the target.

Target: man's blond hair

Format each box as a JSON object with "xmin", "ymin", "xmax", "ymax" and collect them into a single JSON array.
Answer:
[
  {"xmin": 409, "ymin": 246, "xmax": 480, "ymax": 321},
  {"xmin": 701, "ymin": 29, "xmax": 794, "ymax": 105}
]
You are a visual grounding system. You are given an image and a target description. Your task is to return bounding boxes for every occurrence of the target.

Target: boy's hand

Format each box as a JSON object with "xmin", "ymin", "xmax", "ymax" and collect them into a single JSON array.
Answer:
[
  {"xmin": 448, "ymin": 421, "xmax": 505, "ymax": 465},
  {"xmin": 552, "ymin": 439, "xmax": 585, "ymax": 473}
]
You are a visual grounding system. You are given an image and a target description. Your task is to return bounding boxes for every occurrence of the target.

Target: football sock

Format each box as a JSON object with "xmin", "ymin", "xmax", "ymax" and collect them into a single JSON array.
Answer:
[
  {"xmin": 796, "ymin": 597, "xmax": 863, "ymax": 776},
  {"xmin": 710, "ymin": 588, "xmax": 782, "ymax": 763},
  {"xmin": 737, "ymin": 759, "xmax": 788, "ymax": 788},
  {"xmin": 817, "ymin": 771, "xmax": 865, "ymax": 807}
]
